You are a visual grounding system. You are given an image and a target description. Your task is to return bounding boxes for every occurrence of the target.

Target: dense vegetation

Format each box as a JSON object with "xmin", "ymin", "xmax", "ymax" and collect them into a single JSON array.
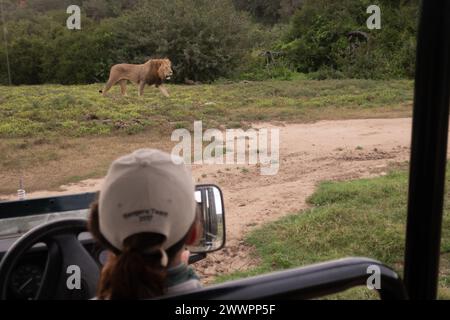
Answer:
[
  {"xmin": 0, "ymin": 0, "xmax": 420, "ymax": 85},
  {"xmin": 283, "ymin": 0, "xmax": 419, "ymax": 79}
]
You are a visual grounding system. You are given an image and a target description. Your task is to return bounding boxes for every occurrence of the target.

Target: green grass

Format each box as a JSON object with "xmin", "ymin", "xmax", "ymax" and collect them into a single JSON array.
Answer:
[
  {"xmin": 215, "ymin": 166, "xmax": 450, "ymax": 300},
  {"xmin": 0, "ymin": 79, "xmax": 413, "ymax": 138}
]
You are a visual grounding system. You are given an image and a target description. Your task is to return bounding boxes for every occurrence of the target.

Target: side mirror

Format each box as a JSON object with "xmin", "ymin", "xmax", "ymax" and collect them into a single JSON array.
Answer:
[{"xmin": 188, "ymin": 185, "xmax": 226, "ymax": 254}]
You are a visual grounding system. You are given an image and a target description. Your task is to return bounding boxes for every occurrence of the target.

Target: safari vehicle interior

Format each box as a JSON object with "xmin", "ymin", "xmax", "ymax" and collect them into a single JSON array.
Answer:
[
  {"xmin": 0, "ymin": 1, "xmax": 449, "ymax": 300},
  {"xmin": 0, "ymin": 185, "xmax": 226, "ymax": 300}
]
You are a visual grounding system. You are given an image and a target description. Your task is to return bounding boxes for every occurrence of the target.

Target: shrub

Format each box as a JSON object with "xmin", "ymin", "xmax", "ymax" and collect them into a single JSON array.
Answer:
[
  {"xmin": 308, "ymin": 66, "xmax": 344, "ymax": 80},
  {"xmin": 281, "ymin": 0, "xmax": 420, "ymax": 79},
  {"xmin": 0, "ymin": 0, "xmax": 255, "ymax": 84},
  {"xmin": 237, "ymin": 55, "xmax": 300, "ymax": 81},
  {"xmin": 103, "ymin": 0, "xmax": 254, "ymax": 83}
]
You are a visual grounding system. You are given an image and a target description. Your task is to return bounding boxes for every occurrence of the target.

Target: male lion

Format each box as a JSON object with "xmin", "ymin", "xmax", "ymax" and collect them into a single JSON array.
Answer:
[{"xmin": 100, "ymin": 58, "xmax": 173, "ymax": 97}]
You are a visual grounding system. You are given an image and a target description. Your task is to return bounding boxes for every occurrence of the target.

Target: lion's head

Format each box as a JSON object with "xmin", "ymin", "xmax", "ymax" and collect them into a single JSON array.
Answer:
[{"xmin": 155, "ymin": 58, "xmax": 173, "ymax": 81}]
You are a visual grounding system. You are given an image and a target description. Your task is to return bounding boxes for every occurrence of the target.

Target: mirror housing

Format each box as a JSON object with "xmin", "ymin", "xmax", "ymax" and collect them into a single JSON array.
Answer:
[{"xmin": 188, "ymin": 184, "xmax": 226, "ymax": 254}]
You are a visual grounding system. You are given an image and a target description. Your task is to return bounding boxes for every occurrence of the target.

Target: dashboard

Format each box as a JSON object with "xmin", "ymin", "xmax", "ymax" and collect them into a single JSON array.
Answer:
[{"xmin": 0, "ymin": 234, "xmax": 105, "ymax": 300}]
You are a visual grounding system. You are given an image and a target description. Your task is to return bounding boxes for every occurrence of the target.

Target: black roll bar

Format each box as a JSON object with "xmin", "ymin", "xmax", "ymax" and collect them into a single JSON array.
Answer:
[
  {"xmin": 163, "ymin": 257, "xmax": 407, "ymax": 300},
  {"xmin": 404, "ymin": 0, "xmax": 450, "ymax": 299}
]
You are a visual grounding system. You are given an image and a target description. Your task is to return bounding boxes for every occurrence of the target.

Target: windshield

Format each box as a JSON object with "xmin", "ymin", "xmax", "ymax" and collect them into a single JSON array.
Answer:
[
  {"xmin": 2, "ymin": 0, "xmax": 449, "ymax": 300},
  {"xmin": 0, "ymin": 210, "xmax": 88, "ymax": 240}
]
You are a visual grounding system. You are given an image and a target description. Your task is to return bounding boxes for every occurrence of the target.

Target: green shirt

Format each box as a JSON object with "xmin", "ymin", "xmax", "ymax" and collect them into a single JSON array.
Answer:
[{"xmin": 166, "ymin": 263, "xmax": 202, "ymax": 295}]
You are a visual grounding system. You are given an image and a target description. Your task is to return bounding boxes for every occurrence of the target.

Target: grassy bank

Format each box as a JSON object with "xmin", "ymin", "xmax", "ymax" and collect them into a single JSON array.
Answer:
[
  {"xmin": 216, "ymin": 166, "xmax": 450, "ymax": 299},
  {"xmin": 0, "ymin": 79, "xmax": 413, "ymax": 138}
]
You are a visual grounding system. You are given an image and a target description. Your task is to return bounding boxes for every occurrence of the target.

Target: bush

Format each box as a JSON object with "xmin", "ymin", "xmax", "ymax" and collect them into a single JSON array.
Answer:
[
  {"xmin": 281, "ymin": 0, "xmax": 362, "ymax": 73},
  {"xmin": 0, "ymin": 11, "xmax": 116, "ymax": 85},
  {"xmin": 100, "ymin": 0, "xmax": 254, "ymax": 83},
  {"xmin": 232, "ymin": 0, "xmax": 303, "ymax": 24},
  {"xmin": 308, "ymin": 66, "xmax": 344, "ymax": 80},
  {"xmin": 236, "ymin": 52, "xmax": 300, "ymax": 81},
  {"xmin": 0, "ymin": 0, "xmax": 420, "ymax": 84},
  {"xmin": 281, "ymin": 0, "xmax": 420, "ymax": 79},
  {"xmin": 0, "ymin": 0, "xmax": 255, "ymax": 84},
  {"xmin": 40, "ymin": 27, "xmax": 116, "ymax": 84}
]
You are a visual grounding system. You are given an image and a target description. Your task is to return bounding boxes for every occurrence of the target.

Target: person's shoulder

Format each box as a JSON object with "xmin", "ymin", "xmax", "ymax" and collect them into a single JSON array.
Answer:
[
  {"xmin": 167, "ymin": 278, "xmax": 202, "ymax": 295},
  {"xmin": 166, "ymin": 263, "xmax": 202, "ymax": 295}
]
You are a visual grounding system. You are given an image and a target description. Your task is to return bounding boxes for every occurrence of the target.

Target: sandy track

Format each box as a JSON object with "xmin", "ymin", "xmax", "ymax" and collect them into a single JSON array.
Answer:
[
  {"xmin": 1, "ymin": 118, "xmax": 414, "ymax": 283},
  {"xmin": 193, "ymin": 118, "xmax": 412, "ymax": 282}
]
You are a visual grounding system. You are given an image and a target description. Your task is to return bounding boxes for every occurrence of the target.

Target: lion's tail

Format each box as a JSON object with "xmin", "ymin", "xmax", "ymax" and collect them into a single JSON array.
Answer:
[{"xmin": 99, "ymin": 90, "xmax": 103, "ymax": 94}]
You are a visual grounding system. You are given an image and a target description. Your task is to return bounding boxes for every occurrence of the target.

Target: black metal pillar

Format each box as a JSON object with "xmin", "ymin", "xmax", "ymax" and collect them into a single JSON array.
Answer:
[{"xmin": 404, "ymin": 0, "xmax": 450, "ymax": 299}]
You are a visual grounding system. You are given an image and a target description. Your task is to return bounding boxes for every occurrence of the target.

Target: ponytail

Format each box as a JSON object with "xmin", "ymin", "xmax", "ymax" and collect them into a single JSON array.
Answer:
[
  {"xmin": 88, "ymin": 202, "xmax": 188, "ymax": 300},
  {"xmin": 99, "ymin": 248, "xmax": 166, "ymax": 300}
]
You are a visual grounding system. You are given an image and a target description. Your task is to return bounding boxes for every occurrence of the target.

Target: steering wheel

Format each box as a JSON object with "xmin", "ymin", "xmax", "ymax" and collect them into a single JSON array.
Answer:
[{"xmin": 0, "ymin": 219, "xmax": 100, "ymax": 300}]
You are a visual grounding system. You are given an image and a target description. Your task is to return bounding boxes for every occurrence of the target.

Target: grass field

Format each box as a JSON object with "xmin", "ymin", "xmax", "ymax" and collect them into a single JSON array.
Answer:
[
  {"xmin": 0, "ymin": 79, "xmax": 414, "ymax": 195},
  {"xmin": 215, "ymin": 164, "xmax": 450, "ymax": 299},
  {"xmin": 0, "ymin": 79, "xmax": 413, "ymax": 138}
]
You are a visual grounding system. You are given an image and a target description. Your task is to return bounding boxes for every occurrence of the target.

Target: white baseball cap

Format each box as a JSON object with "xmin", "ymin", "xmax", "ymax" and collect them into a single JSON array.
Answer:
[{"xmin": 98, "ymin": 149, "xmax": 196, "ymax": 256}]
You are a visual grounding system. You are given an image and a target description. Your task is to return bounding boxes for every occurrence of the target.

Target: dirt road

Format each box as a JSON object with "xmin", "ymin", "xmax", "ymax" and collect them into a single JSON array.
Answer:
[{"xmin": 1, "ymin": 118, "xmax": 414, "ymax": 282}]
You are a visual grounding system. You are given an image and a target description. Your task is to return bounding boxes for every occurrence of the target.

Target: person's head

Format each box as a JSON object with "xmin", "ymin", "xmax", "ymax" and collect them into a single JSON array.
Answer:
[{"xmin": 88, "ymin": 149, "xmax": 200, "ymax": 300}]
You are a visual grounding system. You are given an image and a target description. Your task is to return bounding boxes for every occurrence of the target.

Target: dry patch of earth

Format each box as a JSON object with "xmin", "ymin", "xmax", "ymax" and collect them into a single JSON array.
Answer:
[{"xmin": 0, "ymin": 118, "xmax": 415, "ymax": 283}]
